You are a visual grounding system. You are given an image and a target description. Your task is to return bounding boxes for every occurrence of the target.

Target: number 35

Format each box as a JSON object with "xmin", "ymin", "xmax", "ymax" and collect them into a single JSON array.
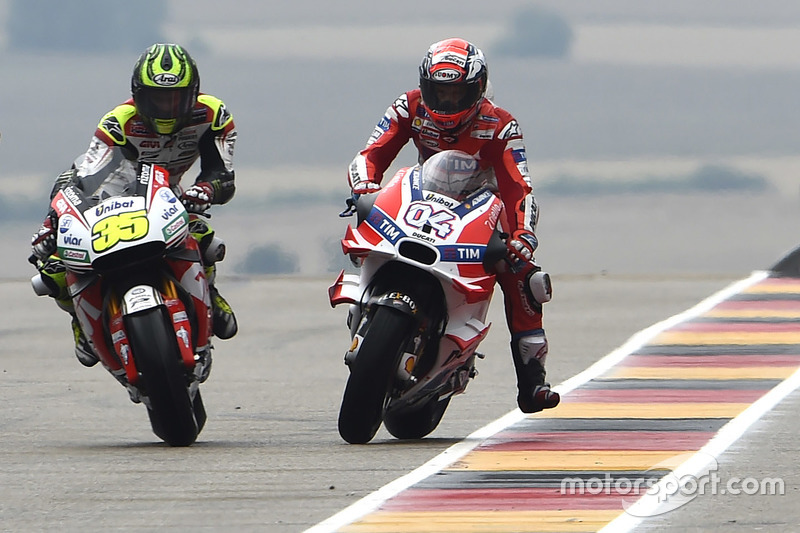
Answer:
[{"xmin": 92, "ymin": 210, "xmax": 149, "ymax": 253}]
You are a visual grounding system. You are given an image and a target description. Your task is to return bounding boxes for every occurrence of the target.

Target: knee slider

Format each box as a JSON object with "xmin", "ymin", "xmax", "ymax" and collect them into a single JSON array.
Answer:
[
  {"xmin": 527, "ymin": 270, "xmax": 552, "ymax": 305},
  {"xmin": 188, "ymin": 217, "xmax": 226, "ymax": 265},
  {"xmin": 203, "ymin": 236, "xmax": 226, "ymax": 265}
]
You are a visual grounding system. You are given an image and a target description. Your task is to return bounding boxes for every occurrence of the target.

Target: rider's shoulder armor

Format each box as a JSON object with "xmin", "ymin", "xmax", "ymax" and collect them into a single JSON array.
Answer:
[
  {"xmin": 197, "ymin": 94, "xmax": 233, "ymax": 132},
  {"xmin": 97, "ymin": 103, "xmax": 137, "ymax": 146}
]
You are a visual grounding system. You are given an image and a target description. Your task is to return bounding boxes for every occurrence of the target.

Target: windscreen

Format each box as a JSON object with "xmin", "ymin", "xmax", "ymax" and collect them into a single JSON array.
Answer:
[{"xmin": 420, "ymin": 150, "xmax": 485, "ymax": 201}]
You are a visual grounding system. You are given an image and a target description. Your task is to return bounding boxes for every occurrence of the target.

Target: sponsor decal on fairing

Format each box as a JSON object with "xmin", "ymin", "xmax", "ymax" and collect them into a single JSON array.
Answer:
[
  {"xmin": 63, "ymin": 187, "xmax": 82, "ymax": 206},
  {"xmin": 61, "ymin": 248, "xmax": 89, "ymax": 262},
  {"xmin": 94, "ymin": 199, "xmax": 136, "ymax": 217},
  {"xmin": 62, "ymin": 234, "xmax": 83, "ymax": 246},
  {"xmin": 412, "ymin": 230, "xmax": 437, "ymax": 243},
  {"xmin": 367, "ymin": 208, "xmax": 406, "ymax": 244},
  {"xmin": 424, "ymin": 193, "xmax": 458, "ymax": 209},
  {"xmin": 55, "ymin": 198, "xmax": 69, "ymax": 214},
  {"xmin": 161, "ymin": 204, "xmax": 180, "ymax": 220},
  {"xmin": 159, "ymin": 189, "xmax": 177, "ymax": 203},
  {"xmin": 453, "ymin": 189, "xmax": 495, "ymax": 218},
  {"xmin": 437, "ymin": 244, "xmax": 485, "ymax": 262},
  {"xmin": 164, "ymin": 215, "xmax": 188, "ymax": 239}
]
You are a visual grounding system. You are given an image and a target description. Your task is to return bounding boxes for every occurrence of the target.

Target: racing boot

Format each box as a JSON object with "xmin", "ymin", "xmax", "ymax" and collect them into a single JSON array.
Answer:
[
  {"xmin": 512, "ymin": 334, "xmax": 560, "ymax": 413},
  {"xmin": 190, "ymin": 216, "xmax": 238, "ymax": 340},
  {"xmin": 35, "ymin": 258, "xmax": 99, "ymax": 367},
  {"xmin": 71, "ymin": 315, "xmax": 99, "ymax": 367},
  {"xmin": 205, "ymin": 265, "xmax": 238, "ymax": 340}
]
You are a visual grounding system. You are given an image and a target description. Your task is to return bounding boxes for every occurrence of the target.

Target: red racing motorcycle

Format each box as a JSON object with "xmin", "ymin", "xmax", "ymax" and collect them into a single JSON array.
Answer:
[{"xmin": 329, "ymin": 150, "xmax": 508, "ymax": 444}]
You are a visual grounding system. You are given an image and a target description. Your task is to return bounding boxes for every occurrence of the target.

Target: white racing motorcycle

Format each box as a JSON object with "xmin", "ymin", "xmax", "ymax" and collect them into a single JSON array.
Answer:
[{"xmin": 32, "ymin": 155, "xmax": 213, "ymax": 446}]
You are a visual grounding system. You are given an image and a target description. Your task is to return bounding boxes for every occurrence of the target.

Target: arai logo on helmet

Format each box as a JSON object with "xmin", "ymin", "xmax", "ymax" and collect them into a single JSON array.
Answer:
[{"xmin": 152, "ymin": 73, "xmax": 180, "ymax": 86}]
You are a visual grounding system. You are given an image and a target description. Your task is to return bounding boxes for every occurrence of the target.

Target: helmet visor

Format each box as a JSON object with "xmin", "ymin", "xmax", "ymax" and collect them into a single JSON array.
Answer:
[
  {"xmin": 420, "ymin": 78, "xmax": 483, "ymax": 115},
  {"xmin": 135, "ymin": 87, "xmax": 194, "ymax": 120}
]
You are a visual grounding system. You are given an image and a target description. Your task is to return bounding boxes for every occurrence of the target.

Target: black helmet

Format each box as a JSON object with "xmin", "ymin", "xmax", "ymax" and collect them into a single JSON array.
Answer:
[{"xmin": 131, "ymin": 43, "xmax": 199, "ymax": 135}]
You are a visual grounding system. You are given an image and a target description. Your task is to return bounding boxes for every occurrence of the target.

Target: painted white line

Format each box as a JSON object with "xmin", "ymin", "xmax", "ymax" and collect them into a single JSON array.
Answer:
[{"xmin": 304, "ymin": 270, "xmax": 769, "ymax": 533}]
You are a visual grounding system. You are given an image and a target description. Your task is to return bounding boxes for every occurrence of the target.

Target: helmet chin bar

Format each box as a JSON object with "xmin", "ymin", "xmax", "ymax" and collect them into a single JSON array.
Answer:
[
  {"xmin": 427, "ymin": 102, "xmax": 482, "ymax": 135},
  {"xmin": 153, "ymin": 118, "xmax": 178, "ymax": 135}
]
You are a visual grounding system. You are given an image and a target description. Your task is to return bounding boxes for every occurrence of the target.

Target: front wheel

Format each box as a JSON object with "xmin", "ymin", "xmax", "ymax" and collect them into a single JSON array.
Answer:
[
  {"xmin": 338, "ymin": 306, "xmax": 415, "ymax": 444},
  {"xmin": 128, "ymin": 308, "xmax": 199, "ymax": 446}
]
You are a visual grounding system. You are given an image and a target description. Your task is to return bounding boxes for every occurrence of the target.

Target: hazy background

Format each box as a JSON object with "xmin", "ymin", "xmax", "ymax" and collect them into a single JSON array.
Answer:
[{"xmin": 2, "ymin": 0, "xmax": 800, "ymax": 280}]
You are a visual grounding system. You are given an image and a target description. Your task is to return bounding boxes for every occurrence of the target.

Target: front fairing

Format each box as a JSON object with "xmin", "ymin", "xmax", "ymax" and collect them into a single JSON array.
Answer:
[
  {"xmin": 332, "ymin": 165, "xmax": 503, "ymax": 372},
  {"xmin": 345, "ymin": 166, "xmax": 502, "ymax": 296},
  {"xmin": 51, "ymin": 161, "xmax": 189, "ymax": 272}
]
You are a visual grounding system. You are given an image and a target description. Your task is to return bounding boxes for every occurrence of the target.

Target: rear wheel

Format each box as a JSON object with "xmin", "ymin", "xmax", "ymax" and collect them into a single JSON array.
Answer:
[
  {"xmin": 338, "ymin": 306, "xmax": 415, "ymax": 444},
  {"xmin": 128, "ymin": 308, "xmax": 198, "ymax": 446},
  {"xmin": 384, "ymin": 396, "xmax": 451, "ymax": 440}
]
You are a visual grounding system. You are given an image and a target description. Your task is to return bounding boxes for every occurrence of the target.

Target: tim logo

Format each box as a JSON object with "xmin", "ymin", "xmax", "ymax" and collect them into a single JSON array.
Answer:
[{"xmin": 449, "ymin": 158, "xmax": 477, "ymax": 172}]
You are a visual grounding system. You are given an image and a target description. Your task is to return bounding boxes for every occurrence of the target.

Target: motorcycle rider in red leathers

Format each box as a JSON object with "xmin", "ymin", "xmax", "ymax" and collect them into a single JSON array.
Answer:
[
  {"xmin": 347, "ymin": 38, "xmax": 560, "ymax": 414},
  {"xmin": 31, "ymin": 43, "xmax": 238, "ymax": 367}
]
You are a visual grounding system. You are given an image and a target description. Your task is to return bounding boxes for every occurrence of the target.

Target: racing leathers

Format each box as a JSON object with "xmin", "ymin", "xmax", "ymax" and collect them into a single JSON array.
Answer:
[
  {"xmin": 347, "ymin": 89, "xmax": 559, "ymax": 413},
  {"xmin": 78, "ymin": 94, "xmax": 236, "ymax": 203},
  {"xmin": 33, "ymin": 93, "xmax": 238, "ymax": 366}
]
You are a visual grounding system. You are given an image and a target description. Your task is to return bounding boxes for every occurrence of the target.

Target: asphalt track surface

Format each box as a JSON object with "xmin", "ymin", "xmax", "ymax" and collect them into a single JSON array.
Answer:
[{"xmin": 2, "ymin": 271, "xmax": 799, "ymax": 532}]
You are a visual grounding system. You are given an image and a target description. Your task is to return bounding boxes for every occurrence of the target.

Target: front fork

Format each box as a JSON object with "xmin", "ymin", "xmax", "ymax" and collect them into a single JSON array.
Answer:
[{"xmin": 93, "ymin": 277, "xmax": 206, "ymax": 404}]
